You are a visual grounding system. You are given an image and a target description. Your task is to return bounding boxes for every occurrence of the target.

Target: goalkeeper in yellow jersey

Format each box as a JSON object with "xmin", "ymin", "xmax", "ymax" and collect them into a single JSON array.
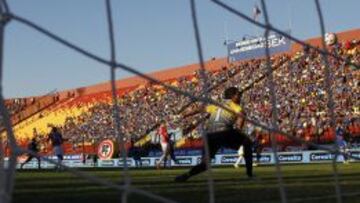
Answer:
[{"xmin": 175, "ymin": 87, "xmax": 253, "ymax": 182}]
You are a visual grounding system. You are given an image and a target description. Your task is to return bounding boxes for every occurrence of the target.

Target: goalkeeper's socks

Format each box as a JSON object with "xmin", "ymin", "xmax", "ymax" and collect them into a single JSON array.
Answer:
[{"xmin": 174, "ymin": 173, "xmax": 190, "ymax": 182}]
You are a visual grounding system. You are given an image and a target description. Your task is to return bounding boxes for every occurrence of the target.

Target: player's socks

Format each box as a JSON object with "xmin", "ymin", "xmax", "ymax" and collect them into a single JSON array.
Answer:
[
  {"xmin": 156, "ymin": 162, "xmax": 161, "ymax": 170},
  {"xmin": 174, "ymin": 173, "xmax": 190, "ymax": 182}
]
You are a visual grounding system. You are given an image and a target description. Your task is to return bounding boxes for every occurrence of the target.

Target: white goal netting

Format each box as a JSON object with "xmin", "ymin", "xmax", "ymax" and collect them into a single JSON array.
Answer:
[{"xmin": 0, "ymin": 1, "xmax": 359, "ymax": 203}]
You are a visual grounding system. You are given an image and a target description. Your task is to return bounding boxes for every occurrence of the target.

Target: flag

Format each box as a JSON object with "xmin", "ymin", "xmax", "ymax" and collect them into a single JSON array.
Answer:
[{"xmin": 253, "ymin": 4, "xmax": 261, "ymax": 21}]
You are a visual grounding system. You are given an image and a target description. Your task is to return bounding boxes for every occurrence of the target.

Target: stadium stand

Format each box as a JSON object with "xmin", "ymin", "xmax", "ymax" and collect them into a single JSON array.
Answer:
[{"xmin": 1, "ymin": 29, "xmax": 359, "ymax": 156}]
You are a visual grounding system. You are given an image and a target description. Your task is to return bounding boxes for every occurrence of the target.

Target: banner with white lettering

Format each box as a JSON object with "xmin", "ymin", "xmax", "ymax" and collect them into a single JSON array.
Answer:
[
  {"xmin": 227, "ymin": 30, "xmax": 291, "ymax": 62},
  {"xmin": 8, "ymin": 149, "xmax": 360, "ymax": 169}
]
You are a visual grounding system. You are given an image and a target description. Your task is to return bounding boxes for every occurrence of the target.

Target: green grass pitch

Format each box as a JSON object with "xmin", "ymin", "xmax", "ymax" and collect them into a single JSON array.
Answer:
[{"xmin": 14, "ymin": 163, "xmax": 360, "ymax": 203}]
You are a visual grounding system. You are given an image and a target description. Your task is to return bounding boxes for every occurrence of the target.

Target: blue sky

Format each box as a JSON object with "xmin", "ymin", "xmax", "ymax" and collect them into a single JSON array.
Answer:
[{"xmin": 3, "ymin": 0, "xmax": 360, "ymax": 98}]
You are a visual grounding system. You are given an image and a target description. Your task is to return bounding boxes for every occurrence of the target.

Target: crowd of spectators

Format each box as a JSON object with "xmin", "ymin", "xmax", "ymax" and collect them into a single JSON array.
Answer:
[
  {"xmin": 58, "ymin": 62, "xmax": 244, "ymax": 148},
  {"xmin": 5, "ymin": 38, "xmax": 359, "ymax": 153},
  {"xmin": 5, "ymin": 98, "xmax": 30, "ymax": 115},
  {"xmin": 240, "ymin": 40, "xmax": 359, "ymax": 145},
  {"xmin": 170, "ymin": 39, "xmax": 359, "ymax": 148},
  {"xmin": 1, "ymin": 93, "xmax": 60, "ymax": 124}
]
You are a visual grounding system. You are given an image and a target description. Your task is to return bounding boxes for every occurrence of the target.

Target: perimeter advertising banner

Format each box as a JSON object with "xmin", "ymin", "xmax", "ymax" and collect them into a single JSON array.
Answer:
[
  {"xmin": 227, "ymin": 31, "xmax": 291, "ymax": 62},
  {"xmin": 9, "ymin": 149, "xmax": 360, "ymax": 169}
]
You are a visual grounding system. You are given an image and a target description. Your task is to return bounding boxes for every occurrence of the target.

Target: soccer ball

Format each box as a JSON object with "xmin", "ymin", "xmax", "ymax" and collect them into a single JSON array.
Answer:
[{"xmin": 325, "ymin": 32, "xmax": 337, "ymax": 46}]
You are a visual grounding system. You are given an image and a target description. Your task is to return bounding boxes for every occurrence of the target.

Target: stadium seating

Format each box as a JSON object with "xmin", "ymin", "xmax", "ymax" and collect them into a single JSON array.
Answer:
[{"xmin": 2, "ymin": 37, "xmax": 359, "ymax": 155}]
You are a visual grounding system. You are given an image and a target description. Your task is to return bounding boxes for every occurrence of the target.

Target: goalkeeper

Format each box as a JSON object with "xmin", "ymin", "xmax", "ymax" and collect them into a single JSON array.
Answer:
[{"xmin": 175, "ymin": 87, "xmax": 253, "ymax": 182}]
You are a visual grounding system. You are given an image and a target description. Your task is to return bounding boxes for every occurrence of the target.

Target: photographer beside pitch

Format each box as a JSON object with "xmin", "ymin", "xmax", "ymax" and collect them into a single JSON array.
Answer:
[
  {"xmin": 20, "ymin": 128, "xmax": 41, "ymax": 170},
  {"xmin": 20, "ymin": 137, "xmax": 41, "ymax": 169},
  {"xmin": 175, "ymin": 87, "xmax": 253, "ymax": 182}
]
